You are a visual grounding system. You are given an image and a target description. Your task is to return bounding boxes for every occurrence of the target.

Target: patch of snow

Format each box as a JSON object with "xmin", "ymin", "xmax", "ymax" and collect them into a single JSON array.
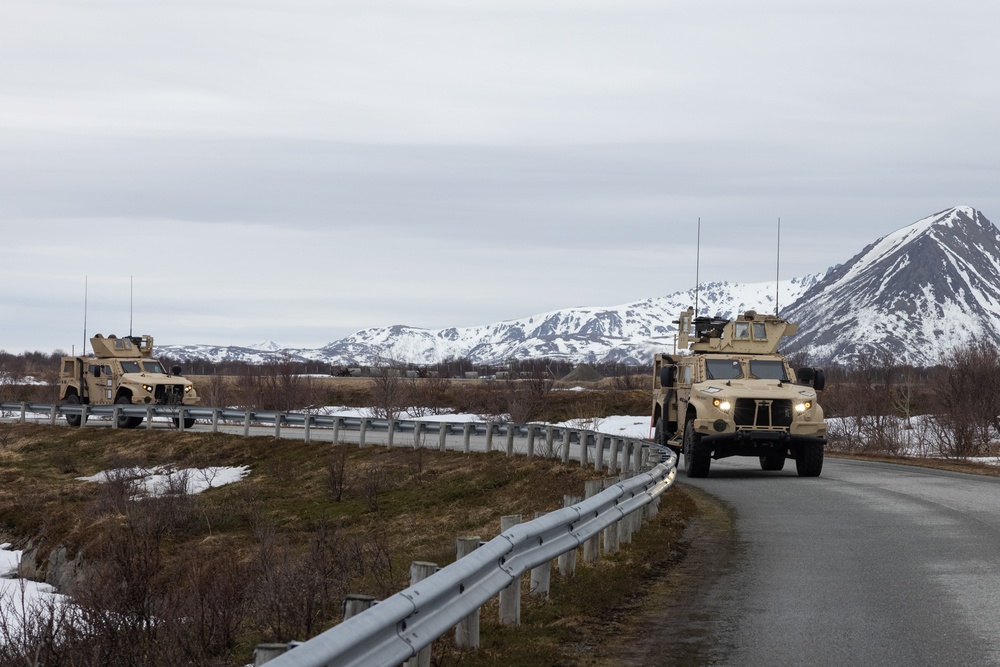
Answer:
[{"xmin": 77, "ymin": 465, "xmax": 250, "ymax": 497}]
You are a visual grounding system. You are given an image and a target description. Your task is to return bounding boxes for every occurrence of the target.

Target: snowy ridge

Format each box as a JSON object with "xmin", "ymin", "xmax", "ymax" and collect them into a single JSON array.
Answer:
[
  {"xmin": 159, "ymin": 206, "xmax": 1000, "ymax": 368},
  {"xmin": 783, "ymin": 206, "xmax": 1000, "ymax": 366}
]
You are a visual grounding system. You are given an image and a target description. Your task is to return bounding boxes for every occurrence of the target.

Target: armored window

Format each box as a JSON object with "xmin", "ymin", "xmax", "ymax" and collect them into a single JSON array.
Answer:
[
  {"xmin": 749, "ymin": 360, "xmax": 788, "ymax": 381},
  {"xmin": 123, "ymin": 339, "xmax": 132, "ymax": 350},
  {"xmin": 734, "ymin": 322, "xmax": 750, "ymax": 339},
  {"xmin": 102, "ymin": 365, "xmax": 112, "ymax": 376},
  {"xmin": 752, "ymin": 323, "xmax": 767, "ymax": 340},
  {"xmin": 63, "ymin": 361, "xmax": 74, "ymax": 374},
  {"xmin": 142, "ymin": 361, "xmax": 166, "ymax": 374},
  {"xmin": 114, "ymin": 339, "xmax": 124, "ymax": 350},
  {"xmin": 706, "ymin": 359, "xmax": 743, "ymax": 380},
  {"xmin": 680, "ymin": 366, "xmax": 692, "ymax": 385},
  {"xmin": 121, "ymin": 361, "xmax": 141, "ymax": 373}
]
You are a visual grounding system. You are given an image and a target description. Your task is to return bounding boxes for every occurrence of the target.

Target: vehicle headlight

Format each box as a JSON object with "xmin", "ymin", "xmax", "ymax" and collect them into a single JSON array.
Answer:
[
  {"xmin": 142, "ymin": 384, "xmax": 154, "ymax": 393},
  {"xmin": 795, "ymin": 401, "xmax": 812, "ymax": 413},
  {"xmin": 184, "ymin": 385, "xmax": 193, "ymax": 393},
  {"xmin": 713, "ymin": 398, "xmax": 732, "ymax": 411}
]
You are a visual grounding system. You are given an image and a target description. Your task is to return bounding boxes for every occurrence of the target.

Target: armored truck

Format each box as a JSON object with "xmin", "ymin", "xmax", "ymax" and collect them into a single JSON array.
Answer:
[
  {"xmin": 59, "ymin": 333, "xmax": 200, "ymax": 428},
  {"xmin": 652, "ymin": 307, "xmax": 827, "ymax": 477}
]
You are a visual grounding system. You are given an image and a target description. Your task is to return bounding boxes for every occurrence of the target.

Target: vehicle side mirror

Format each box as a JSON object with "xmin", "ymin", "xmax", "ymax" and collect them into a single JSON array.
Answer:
[
  {"xmin": 812, "ymin": 368, "xmax": 826, "ymax": 391},
  {"xmin": 659, "ymin": 364, "xmax": 676, "ymax": 387},
  {"xmin": 171, "ymin": 365, "xmax": 183, "ymax": 377},
  {"xmin": 797, "ymin": 367, "xmax": 814, "ymax": 385}
]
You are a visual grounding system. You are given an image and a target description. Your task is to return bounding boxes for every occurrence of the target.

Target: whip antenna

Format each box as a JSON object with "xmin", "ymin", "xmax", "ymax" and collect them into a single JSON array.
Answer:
[
  {"xmin": 695, "ymin": 217, "xmax": 701, "ymax": 319},
  {"xmin": 775, "ymin": 217, "xmax": 781, "ymax": 316},
  {"xmin": 83, "ymin": 276, "xmax": 88, "ymax": 354}
]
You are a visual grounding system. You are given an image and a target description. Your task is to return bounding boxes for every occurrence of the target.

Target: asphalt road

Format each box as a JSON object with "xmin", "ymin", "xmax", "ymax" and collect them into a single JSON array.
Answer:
[{"xmin": 662, "ymin": 456, "xmax": 1000, "ymax": 667}]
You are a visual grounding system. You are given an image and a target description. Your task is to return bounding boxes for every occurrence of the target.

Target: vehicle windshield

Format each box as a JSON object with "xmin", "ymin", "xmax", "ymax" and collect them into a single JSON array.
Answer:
[
  {"xmin": 120, "ymin": 361, "xmax": 141, "ymax": 373},
  {"xmin": 142, "ymin": 361, "xmax": 166, "ymax": 374},
  {"xmin": 706, "ymin": 358, "xmax": 743, "ymax": 380},
  {"xmin": 749, "ymin": 359, "xmax": 788, "ymax": 381}
]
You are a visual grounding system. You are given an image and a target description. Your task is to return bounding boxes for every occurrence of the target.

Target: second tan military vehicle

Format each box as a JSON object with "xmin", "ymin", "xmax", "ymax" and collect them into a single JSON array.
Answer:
[{"xmin": 59, "ymin": 333, "xmax": 200, "ymax": 428}]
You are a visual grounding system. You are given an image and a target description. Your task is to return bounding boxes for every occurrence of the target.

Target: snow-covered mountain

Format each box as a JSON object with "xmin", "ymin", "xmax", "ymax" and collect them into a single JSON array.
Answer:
[
  {"xmin": 783, "ymin": 205, "xmax": 1000, "ymax": 366},
  {"xmin": 159, "ymin": 205, "xmax": 1000, "ymax": 369}
]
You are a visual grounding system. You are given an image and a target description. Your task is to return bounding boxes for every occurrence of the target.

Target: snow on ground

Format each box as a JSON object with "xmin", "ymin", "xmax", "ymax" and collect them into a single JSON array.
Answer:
[
  {"xmin": 1, "ymin": 544, "xmax": 67, "ymax": 635},
  {"xmin": 77, "ymin": 465, "xmax": 250, "ymax": 498}
]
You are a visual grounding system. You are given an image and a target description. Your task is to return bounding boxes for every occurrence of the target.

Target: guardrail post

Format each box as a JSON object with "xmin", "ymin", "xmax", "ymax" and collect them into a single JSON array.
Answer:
[
  {"xmin": 332, "ymin": 417, "xmax": 341, "ymax": 444},
  {"xmin": 561, "ymin": 429, "xmax": 571, "ymax": 464},
  {"xmin": 583, "ymin": 480, "xmax": 602, "ymax": 563},
  {"xmin": 438, "ymin": 422, "xmax": 447, "ymax": 451},
  {"xmin": 558, "ymin": 495, "xmax": 581, "ymax": 577},
  {"xmin": 530, "ymin": 511, "xmax": 551, "ymax": 598},
  {"xmin": 505, "ymin": 425, "xmax": 515, "ymax": 457},
  {"xmin": 273, "ymin": 413, "xmax": 281, "ymax": 439},
  {"xmin": 111, "ymin": 404, "xmax": 120, "ymax": 429},
  {"xmin": 387, "ymin": 420, "xmax": 395, "ymax": 447},
  {"xmin": 403, "ymin": 561, "xmax": 438, "ymax": 667},
  {"xmin": 463, "ymin": 423, "xmax": 472, "ymax": 453},
  {"xmin": 593, "ymin": 435, "xmax": 604, "ymax": 471},
  {"xmin": 49, "ymin": 404, "xmax": 57, "ymax": 426},
  {"xmin": 545, "ymin": 426, "xmax": 554, "ymax": 458},
  {"xmin": 485, "ymin": 423, "xmax": 494, "ymax": 453},
  {"xmin": 81, "ymin": 404, "xmax": 89, "ymax": 426},
  {"xmin": 146, "ymin": 406, "xmax": 154, "ymax": 430},
  {"xmin": 455, "ymin": 536, "xmax": 481, "ymax": 649},
  {"xmin": 526, "ymin": 426, "xmax": 536, "ymax": 458},
  {"xmin": 603, "ymin": 475, "xmax": 621, "ymax": 555},
  {"xmin": 580, "ymin": 433, "xmax": 589, "ymax": 467},
  {"xmin": 633, "ymin": 441, "xmax": 643, "ymax": 472},
  {"xmin": 414, "ymin": 422, "xmax": 424, "ymax": 448},
  {"xmin": 243, "ymin": 411, "xmax": 252, "ymax": 438},
  {"xmin": 499, "ymin": 514, "xmax": 522, "ymax": 626},
  {"xmin": 620, "ymin": 440, "xmax": 631, "ymax": 473},
  {"xmin": 19, "ymin": 403, "xmax": 27, "ymax": 424},
  {"xmin": 303, "ymin": 414, "xmax": 312, "ymax": 443},
  {"xmin": 253, "ymin": 643, "xmax": 291, "ymax": 666},
  {"xmin": 212, "ymin": 409, "xmax": 220, "ymax": 433},
  {"xmin": 608, "ymin": 438, "xmax": 620, "ymax": 474},
  {"xmin": 180, "ymin": 407, "xmax": 189, "ymax": 431},
  {"xmin": 342, "ymin": 594, "xmax": 376, "ymax": 621},
  {"xmin": 359, "ymin": 418, "xmax": 368, "ymax": 447}
]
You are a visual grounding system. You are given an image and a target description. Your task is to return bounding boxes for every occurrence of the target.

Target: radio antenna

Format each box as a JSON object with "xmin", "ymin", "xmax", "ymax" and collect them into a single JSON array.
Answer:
[
  {"xmin": 83, "ymin": 275, "xmax": 88, "ymax": 354},
  {"xmin": 775, "ymin": 217, "xmax": 781, "ymax": 316},
  {"xmin": 129, "ymin": 275, "xmax": 134, "ymax": 337},
  {"xmin": 695, "ymin": 217, "xmax": 702, "ymax": 319}
]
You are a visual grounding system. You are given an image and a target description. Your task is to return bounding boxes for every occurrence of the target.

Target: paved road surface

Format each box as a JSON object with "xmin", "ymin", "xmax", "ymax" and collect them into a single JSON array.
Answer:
[{"xmin": 628, "ymin": 456, "xmax": 1000, "ymax": 666}]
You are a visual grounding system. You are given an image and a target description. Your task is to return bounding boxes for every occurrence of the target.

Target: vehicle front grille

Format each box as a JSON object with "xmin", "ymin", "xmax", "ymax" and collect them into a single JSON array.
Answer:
[
  {"xmin": 734, "ymin": 398, "xmax": 793, "ymax": 430},
  {"xmin": 154, "ymin": 384, "xmax": 186, "ymax": 405}
]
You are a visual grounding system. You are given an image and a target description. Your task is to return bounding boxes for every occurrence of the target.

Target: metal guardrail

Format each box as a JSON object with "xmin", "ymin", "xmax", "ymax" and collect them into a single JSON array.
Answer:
[
  {"xmin": 1, "ymin": 400, "xmax": 676, "ymax": 666},
  {"xmin": 263, "ymin": 454, "xmax": 677, "ymax": 667},
  {"xmin": 0, "ymin": 402, "xmax": 655, "ymax": 461}
]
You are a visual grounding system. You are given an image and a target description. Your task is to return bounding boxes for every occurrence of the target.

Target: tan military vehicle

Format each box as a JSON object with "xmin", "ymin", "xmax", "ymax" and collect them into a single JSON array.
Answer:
[
  {"xmin": 59, "ymin": 333, "xmax": 200, "ymax": 428},
  {"xmin": 652, "ymin": 308, "xmax": 827, "ymax": 477}
]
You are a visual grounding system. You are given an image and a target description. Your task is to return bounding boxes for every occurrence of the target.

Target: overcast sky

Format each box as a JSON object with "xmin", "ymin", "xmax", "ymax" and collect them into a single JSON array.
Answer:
[{"xmin": 3, "ymin": 0, "xmax": 999, "ymax": 353}]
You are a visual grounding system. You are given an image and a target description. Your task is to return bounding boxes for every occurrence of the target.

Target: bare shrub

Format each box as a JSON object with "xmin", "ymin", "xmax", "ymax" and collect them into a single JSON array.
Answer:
[
  {"xmin": 327, "ymin": 445, "xmax": 351, "ymax": 502},
  {"xmin": 930, "ymin": 340, "xmax": 1000, "ymax": 458},
  {"xmin": 369, "ymin": 361, "xmax": 407, "ymax": 421}
]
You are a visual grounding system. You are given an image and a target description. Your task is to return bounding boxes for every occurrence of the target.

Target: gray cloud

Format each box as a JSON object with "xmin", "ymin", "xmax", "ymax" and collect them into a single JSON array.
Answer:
[{"xmin": 2, "ymin": 1, "xmax": 999, "ymax": 352}]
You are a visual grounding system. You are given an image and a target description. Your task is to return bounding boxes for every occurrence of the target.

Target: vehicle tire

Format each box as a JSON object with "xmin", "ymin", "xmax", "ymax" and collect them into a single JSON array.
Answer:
[
  {"xmin": 684, "ymin": 419, "xmax": 711, "ymax": 478},
  {"xmin": 172, "ymin": 417, "xmax": 196, "ymax": 429},
  {"xmin": 795, "ymin": 442, "xmax": 824, "ymax": 477},
  {"xmin": 759, "ymin": 452, "xmax": 786, "ymax": 471},
  {"xmin": 63, "ymin": 393, "xmax": 84, "ymax": 427},
  {"xmin": 114, "ymin": 396, "xmax": 141, "ymax": 429}
]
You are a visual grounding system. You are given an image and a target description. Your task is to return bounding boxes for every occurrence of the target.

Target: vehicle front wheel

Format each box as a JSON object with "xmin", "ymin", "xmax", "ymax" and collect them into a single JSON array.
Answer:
[
  {"xmin": 684, "ymin": 419, "xmax": 711, "ymax": 478},
  {"xmin": 760, "ymin": 452, "xmax": 786, "ymax": 471},
  {"xmin": 114, "ymin": 396, "xmax": 142, "ymax": 429},
  {"xmin": 62, "ymin": 394, "xmax": 84, "ymax": 427},
  {"xmin": 795, "ymin": 442, "xmax": 824, "ymax": 477},
  {"xmin": 172, "ymin": 416, "xmax": 196, "ymax": 429}
]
